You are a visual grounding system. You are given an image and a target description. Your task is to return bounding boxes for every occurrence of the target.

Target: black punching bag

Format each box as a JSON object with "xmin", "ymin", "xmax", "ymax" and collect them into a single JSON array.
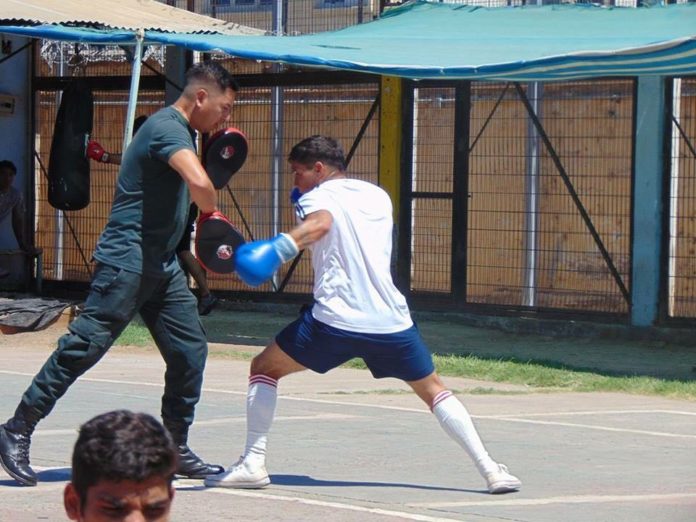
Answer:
[{"xmin": 48, "ymin": 80, "xmax": 93, "ymax": 210}]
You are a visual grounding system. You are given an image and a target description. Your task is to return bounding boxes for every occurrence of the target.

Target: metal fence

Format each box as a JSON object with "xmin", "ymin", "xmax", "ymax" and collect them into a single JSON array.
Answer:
[
  {"xmin": 667, "ymin": 77, "xmax": 696, "ymax": 320},
  {"xmin": 400, "ymin": 80, "xmax": 634, "ymax": 316},
  {"xmin": 27, "ymin": 2, "xmax": 696, "ymax": 322}
]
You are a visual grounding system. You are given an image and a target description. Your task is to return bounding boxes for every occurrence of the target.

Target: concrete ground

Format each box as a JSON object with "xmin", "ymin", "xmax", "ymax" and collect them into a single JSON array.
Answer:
[{"xmin": 0, "ymin": 306, "xmax": 695, "ymax": 521}]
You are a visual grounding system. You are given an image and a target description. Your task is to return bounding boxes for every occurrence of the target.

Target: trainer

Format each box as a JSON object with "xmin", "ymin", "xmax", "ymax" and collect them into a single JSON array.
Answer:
[
  {"xmin": 0, "ymin": 61, "xmax": 237, "ymax": 486},
  {"xmin": 205, "ymin": 135, "xmax": 521, "ymax": 494}
]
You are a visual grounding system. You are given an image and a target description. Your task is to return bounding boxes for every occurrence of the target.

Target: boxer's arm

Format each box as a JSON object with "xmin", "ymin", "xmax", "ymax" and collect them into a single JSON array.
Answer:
[
  {"xmin": 234, "ymin": 210, "xmax": 333, "ymax": 287},
  {"xmin": 286, "ymin": 209, "xmax": 333, "ymax": 250},
  {"xmin": 168, "ymin": 149, "xmax": 218, "ymax": 214}
]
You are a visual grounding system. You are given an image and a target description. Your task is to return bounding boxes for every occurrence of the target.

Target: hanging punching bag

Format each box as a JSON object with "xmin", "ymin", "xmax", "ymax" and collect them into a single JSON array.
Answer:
[{"xmin": 48, "ymin": 79, "xmax": 93, "ymax": 211}]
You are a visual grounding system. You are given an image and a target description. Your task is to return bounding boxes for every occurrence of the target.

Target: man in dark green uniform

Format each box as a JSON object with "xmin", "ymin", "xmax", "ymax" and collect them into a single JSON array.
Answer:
[{"xmin": 0, "ymin": 61, "xmax": 237, "ymax": 486}]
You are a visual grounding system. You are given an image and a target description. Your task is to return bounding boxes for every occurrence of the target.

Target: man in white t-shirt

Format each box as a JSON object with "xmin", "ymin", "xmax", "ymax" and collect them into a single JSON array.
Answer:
[{"xmin": 205, "ymin": 135, "xmax": 521, "ymax": 494}]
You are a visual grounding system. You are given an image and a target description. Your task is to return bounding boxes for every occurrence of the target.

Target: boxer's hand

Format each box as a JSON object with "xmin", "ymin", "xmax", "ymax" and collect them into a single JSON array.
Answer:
[
  {"xmin": 86, "ymin": 140, "xmax": 110, "ymax": 163},
  {"xmin": 235, "ymin": 234, "xmax": 299, "ymax": 287}
]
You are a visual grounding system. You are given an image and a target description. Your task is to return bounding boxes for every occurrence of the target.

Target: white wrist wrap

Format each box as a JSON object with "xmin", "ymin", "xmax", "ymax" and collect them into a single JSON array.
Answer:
[{"xmin": 275, "ymin": 233, "xmax": 300, "ymax": 263}]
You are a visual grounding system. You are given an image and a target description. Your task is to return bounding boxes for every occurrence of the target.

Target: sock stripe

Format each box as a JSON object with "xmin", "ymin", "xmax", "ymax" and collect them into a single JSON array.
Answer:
[
  {"xmin": 431, "ymin": 390, "xmax": 453, "ymax": 411},
  {"xmin": 249, "ymin": 374, "xmax": 278, "ymax": 388}
]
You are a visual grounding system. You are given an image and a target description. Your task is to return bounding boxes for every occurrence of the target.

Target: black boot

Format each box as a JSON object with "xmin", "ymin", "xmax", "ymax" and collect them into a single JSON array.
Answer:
[
  {"xmin": 0, "ymin": 404, "xmax": 41, "ymax": 486},
  {"xmin": 165, "ymin": 423, "xmax": 224, "ymax": 479}
]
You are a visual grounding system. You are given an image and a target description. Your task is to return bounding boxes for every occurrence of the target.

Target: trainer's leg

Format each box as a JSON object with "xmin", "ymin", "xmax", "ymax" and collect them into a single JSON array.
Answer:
[
  {"xmin": 139, "ymin": 269, "xmax": 220, "ymax": 478},
  {"xmin": 407, "ymin": 372, "xmax": 520, "ymax": 493},
  {"xmin": 0, "ymin": 264, "xmax": 140, "ymax": 486},
  {"xmin": 205, "ymin": 341, "xmax": 306, "ymax": 489}
]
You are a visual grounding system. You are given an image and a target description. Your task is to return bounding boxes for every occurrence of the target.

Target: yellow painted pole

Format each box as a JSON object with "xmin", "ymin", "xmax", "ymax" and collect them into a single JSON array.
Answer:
[{"xmin": 378, "ymin": 76, "xmax": 403, "ymax": 221}]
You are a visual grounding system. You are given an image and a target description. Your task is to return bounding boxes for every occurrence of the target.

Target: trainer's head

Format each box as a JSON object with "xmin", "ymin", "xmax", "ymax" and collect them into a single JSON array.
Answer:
[
  {"xmin": 63, "ymin": 410, "xmax": 178, "ymax": 522},
  {"xmin": 0, "ymin": 160, "xmax": 17, "ymax": 192},
  {"xmin": 288, "ymin": 135, "xmax": 346, "ymax": 194},
  {"xmin": 180, "ymin": 61, "xmax": 239, "ymax": 134}
]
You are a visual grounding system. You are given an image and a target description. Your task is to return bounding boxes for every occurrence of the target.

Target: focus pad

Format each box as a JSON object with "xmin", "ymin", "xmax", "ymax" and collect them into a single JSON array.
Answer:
[
  {"xmin": 195, "ymin": 216, "xmax": 246, "ymax": 274},
  {"xmin": 204, "ymin": 127, "xmax": 248, "ymax": 189}
]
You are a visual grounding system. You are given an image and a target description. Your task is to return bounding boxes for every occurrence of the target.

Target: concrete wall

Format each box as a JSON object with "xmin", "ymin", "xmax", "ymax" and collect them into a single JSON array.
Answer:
[{"xmin": 0, "ymin": 35, "xmax": 30, "ymax": 250}]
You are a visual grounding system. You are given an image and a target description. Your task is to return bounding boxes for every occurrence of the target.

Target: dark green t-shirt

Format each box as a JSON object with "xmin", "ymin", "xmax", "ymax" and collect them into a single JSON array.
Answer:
[{"xmin": 93, "ymin": 106, "xmax": 196, "ymax": 276}]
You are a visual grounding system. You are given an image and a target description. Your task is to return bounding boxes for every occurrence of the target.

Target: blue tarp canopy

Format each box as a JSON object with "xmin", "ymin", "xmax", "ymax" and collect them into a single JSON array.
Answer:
[{"xmin": 3, "ymin": 1, "xmax": 696, "ymax": 81}]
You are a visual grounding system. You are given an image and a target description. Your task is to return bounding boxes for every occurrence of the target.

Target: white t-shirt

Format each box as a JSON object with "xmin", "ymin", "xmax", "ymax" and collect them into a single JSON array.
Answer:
[{"xmin": 296, "ymin": 178, "xmax": 413, "ymax": 334}]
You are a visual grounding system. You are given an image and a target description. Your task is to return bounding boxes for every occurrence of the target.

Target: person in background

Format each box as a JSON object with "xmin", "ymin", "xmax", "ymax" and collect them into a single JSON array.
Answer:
[
  {"xmin": 85, "ymin": 115, "xmax": 149, "ymax": 166},
  {"xmin": 63, "ymin": 410, "xmax": 177, "ymax": 522},
  {"xmin": 0, "ymin": 160, "xmax": 41, "ymax": 277},
  {"xmin": 176, "ymin": 203, "xmax": 218, "ymax": 316}
]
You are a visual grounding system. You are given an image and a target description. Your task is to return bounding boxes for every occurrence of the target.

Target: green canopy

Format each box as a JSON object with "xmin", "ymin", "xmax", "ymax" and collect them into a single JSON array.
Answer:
[{"xmin": 150, "ymin": 1, "xmax": 696, "ymax": 80}]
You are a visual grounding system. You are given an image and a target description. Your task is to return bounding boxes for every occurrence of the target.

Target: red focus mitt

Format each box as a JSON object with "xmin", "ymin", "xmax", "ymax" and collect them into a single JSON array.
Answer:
[
  {"xmin": 203, "ymin": 128, "xmax": 248, "ymax": 189},
  {"xmin": 194, "ymin": 211, "xmax": 246, "ymax": 274}
]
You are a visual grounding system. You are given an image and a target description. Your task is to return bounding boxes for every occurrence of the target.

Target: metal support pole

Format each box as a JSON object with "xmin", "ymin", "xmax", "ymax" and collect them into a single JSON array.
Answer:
[
  {"xmin": 123, "ymin": 29, "xmax": 144, "ymax": 151},
  {"xmin": 523, "ymin": 82, "xmax": 542, "ymax": 307}
]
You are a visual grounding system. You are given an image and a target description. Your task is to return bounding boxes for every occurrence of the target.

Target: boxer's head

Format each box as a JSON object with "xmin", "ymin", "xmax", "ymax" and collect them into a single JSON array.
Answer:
[{"xmin": 288, "ymin": 135, "xmax": 346, "ymax": 194}]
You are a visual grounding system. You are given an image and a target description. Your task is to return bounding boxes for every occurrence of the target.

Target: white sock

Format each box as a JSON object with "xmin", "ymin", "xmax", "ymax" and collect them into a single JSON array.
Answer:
[
  {"xmin": 243, "ymin": 374, "xmax": 278, "ymax": 467},
  {"xmin": 431, "ymin": 391, "xmax": 498, "ymax": 476}
]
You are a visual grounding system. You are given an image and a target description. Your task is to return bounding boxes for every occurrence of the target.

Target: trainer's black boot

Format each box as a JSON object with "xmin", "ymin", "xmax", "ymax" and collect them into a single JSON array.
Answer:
[
  {"xmin": 165, "ymin": 423, "xmax": 224, "ymax": 479},
  {"xmin": 0, "ymin": 404, "xmax": 41, "ymax": 486}
]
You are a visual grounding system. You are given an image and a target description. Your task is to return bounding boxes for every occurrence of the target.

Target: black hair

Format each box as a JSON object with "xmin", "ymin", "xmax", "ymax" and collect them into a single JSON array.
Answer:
[
  {"xmin": 185, "ymin": 60, "xmax": 240, "ymax": 93},
  {"xmin": 0, "ymin": 160, "xmax": 17, "ymax": 174},
  {"xmin": 288, "ymin": 135, "xmax": 346, "ymax": 172},
  {"xmin": 71, "ymin": 410, "xmax": 178, "ymax": 508}
]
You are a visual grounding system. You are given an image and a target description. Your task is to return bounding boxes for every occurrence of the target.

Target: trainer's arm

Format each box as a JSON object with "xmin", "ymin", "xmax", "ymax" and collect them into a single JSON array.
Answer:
[
  {"xmin": 287, "ymin": 210, "xmax": 333, "ymax": 249},
  {"xmin": 168, "ymin": 149, "xmax": 218, "ymax": 214}
]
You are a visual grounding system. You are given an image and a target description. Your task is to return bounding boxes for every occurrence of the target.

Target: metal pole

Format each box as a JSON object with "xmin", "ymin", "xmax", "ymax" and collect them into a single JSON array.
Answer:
[
  {"xmin": 523, "ymin": 81, "xmax": 542, "ymax": 307},
  {"xmin": 123, "ymin": 29, "xmax": 144, "ymax": 151},
  {"xmin": 54, "ymin": 45, "xmax": 65, "ymax": 280},
  {"xmin": 668, "ymin": 78, "xmax": 682, "ymax": 316},
  {"xmin": 270, "ymin": 0, "xmax": 284, "ymax": 290}
]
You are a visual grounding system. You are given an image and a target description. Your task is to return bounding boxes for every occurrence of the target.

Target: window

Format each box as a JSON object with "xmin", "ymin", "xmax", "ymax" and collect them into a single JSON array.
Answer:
[
  {"xmin": 316, "ymin": 0, "xmax": 365, "ymax": 7},
  {"xmin": 210, "ymin": 0, "xmax": 272, "ymax": 10}
]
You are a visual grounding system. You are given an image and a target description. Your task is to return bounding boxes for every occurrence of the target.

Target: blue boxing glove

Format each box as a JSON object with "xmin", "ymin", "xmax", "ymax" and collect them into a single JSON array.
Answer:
[
  {"xmin": 290, "ymin": 187, "xmax": 303, "ymax": 204},
  {"xmin": 235, "ymin": 233, "xmax": 299, "ymax": 287}
]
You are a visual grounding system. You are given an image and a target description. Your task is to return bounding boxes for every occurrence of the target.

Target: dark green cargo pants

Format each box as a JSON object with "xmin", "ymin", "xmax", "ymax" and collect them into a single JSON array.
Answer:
[{"xmin": 19, "ymin": 262, "xmax": 207, "ymax": 427}]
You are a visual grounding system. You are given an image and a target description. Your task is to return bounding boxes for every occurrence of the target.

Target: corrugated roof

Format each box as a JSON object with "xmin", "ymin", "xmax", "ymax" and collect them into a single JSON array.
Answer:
[{"xmin": 3, "ymin": 0, "xmax": 265, "ymax": 36}]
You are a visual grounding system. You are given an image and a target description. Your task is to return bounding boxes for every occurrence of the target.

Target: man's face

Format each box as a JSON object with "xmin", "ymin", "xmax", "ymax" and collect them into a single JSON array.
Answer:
[
  {"xmin": 192, "ymin": 86, "xmax": 236, "ymax": 133},
  {"xmin": 0, "ymin": 167, "xmax": 15, "ymax": 192},
  {"xmin": 64, "ymin": 476, "xmax": 174, "ymax": 522},
  {"xmin": 289, "ymin": 160, "xmax": 322, "ymax": 195}
]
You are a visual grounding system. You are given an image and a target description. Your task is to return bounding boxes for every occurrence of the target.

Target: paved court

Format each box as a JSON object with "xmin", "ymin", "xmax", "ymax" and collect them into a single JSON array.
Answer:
[{"xmin": 0, "ymin": 339, "xmax": 695, "ymax": 522}]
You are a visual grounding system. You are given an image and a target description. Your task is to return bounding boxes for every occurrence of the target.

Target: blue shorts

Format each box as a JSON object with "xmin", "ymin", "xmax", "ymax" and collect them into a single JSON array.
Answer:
[{"xmin": 275, "ymin": 309, "xmax": 435, "ymax": 381}]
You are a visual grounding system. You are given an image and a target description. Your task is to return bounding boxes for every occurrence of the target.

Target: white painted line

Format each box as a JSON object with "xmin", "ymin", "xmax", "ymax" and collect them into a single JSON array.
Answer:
[
  {"xmin": 481, "ymin": 409, "xmax": 696, "ymax": 418},
  {"xmin": 31, "ymin": 413, "xmax": 359, "ymax": 437},
  {"xmin": 186, "ymin": 486, "xmax": 465, "ymax": 522},
  {"xmin": 409, "ymin": 492, "xmax": 696, "ymax": 508},
  {"xmin": 3, "ymin": 370, "xmax": 695, "ymax": 440},
  {"xmin": 487, "ymin": 417, "xmax": 696, "ymax": 440}
]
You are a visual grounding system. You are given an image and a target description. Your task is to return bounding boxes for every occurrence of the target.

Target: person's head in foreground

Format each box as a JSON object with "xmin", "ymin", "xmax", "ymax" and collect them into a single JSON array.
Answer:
[{"xmin": 64, "ymin": 410, "xmax": 178, "ymax": 522}]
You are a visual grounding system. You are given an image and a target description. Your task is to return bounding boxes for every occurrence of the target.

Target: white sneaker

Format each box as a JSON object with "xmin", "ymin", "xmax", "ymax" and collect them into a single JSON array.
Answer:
[
  {"xmin": 204, "ymin": 457, "xmax": 270, "ymax": 489},
  {"xmin": 485, "ymin": 463, "xmax": 521, "ymax": 494}
]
